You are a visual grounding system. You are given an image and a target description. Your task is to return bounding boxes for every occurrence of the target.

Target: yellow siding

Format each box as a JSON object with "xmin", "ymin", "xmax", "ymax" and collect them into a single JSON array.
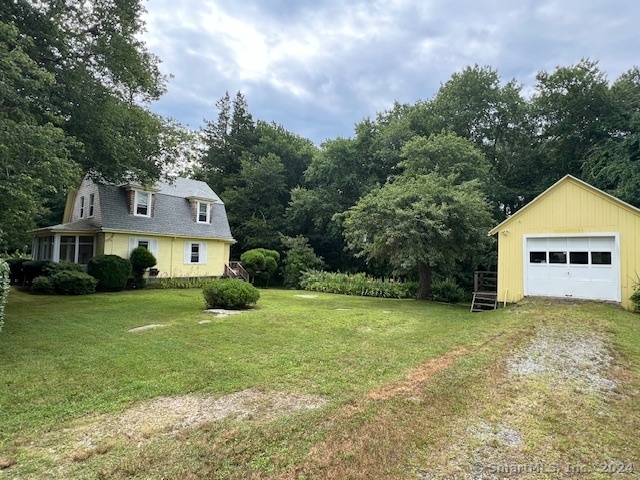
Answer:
[
  {"xmin": 104, "ymin": 232, "xmax": 231, "ymax": 278},
  {"xmin": 495, "ymin": 178, "xmax": 640, "ymax": 310}
]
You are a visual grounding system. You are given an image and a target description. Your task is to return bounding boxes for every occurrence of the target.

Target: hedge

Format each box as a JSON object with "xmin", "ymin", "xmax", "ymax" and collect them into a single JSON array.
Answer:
[
  {"xmin": 50, "ymin": 271, "xmax": 97, "ymax": 295},
  {"xmin": 0, "ymin": 259, "xmax": 9, "ymax": 331}
]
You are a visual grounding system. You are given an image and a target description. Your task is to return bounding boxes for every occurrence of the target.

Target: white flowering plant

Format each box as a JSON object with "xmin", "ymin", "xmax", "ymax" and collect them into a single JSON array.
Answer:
[{"xmin": 0, "ymin": 259, "xmax": 10, "ymax": 331}]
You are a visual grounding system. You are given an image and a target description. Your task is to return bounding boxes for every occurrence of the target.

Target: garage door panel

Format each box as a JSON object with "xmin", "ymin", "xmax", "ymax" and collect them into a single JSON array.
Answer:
[{"xmin": 525, "ymin": 236, "xmax": 618, "ymax": 302}]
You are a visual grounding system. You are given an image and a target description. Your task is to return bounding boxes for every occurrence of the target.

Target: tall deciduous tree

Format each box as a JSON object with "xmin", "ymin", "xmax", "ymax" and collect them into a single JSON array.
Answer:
[
  {"xmin": 342, "ymin": 174, "xmax": 493, "ymax": 299},
  {"xmin": 583, "ymin": 67, "xmax": 640, "ymax": 205},
  {"xmin": 532, "ymin": 60, "xmax": 614, "ymax": 189},
  {"xmin": 342, "ymin": 134, "xmax": 494, "ymax": 298},
  {"xmin": 1, "ymin": 1, "xmax": 189, "ymax": 249},
  {"xmin": 0, "ymin": 19, "xmax": 80, "ymax": 250}
]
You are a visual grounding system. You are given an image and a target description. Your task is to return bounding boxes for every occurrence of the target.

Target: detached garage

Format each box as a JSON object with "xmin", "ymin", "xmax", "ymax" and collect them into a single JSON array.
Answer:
[{"xmin": 489, "ymin": 175, "xmax": 640, "ymax": 310}]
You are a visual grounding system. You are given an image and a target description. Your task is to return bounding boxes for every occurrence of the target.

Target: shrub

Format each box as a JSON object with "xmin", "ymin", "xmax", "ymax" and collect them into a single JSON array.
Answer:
[
  {"xmin": 46, "ymin": 262, "xmax": 85, "ymax": 275},
  {"xmin": 431, "ymin": 277, "xmax": 466, "ymax": 303},
  {"xmin": 31, "ymin": 276, "xmax": 55, "ymax": 295},
  {"xmin": 0, "ymin": 259, "xmax": 9, "ymax": 331},
  {"xmin": 5, "ymin": 258, "xmax": 29, "ymax": 284},
  {"xmin": 23, "ymin": 260, "xmax": 55, "ymax": 284},
  {"xmin": 300, "ymin": 270, "xmax": 418, "ymax": 299},
  {"xmin": 203, "ymin": 278, "xmax": 260, "ymax": 309},
  {"xmin": 50, "ymin": 271, "xmax": 97, "ymax": 295},
  {"xmin": 281, "ymin": 235, "xmax": 324, "ymax": 289},
  {"xmin": 130, "ymin": 247, "xmax": 157, "ymax": 288},
  {"xmin": 87, "ymin": 255, "xmax": 132, "ymax": 292},
  {"xmin": 631, "ymin": 289, "xmax": 640, "ymax": 313},
  {"xmin": 240, "ymin": 248, "xmax": 280, "ymax": 286}
]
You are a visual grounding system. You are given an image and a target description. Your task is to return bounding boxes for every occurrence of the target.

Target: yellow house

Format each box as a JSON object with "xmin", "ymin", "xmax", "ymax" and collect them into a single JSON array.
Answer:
[
  {"xmin": 30, "ymin": 176, "xmax": 235, "ymax": 278},
  {"xmin": 489, "ymin": 175, "xmax": 640, "ymax": 310}
]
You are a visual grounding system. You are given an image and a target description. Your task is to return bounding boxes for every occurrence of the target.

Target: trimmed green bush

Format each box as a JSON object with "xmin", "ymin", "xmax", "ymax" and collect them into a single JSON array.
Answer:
[
  {"xmin": 240, "ymin": 248, "xmax": 280, "ymax": 286},
  {"xmin": 0, "ymin": 259, "xmax": 9, "ymax": 331},
  {"xmin": 203, "ymin": 278, "xmax": 260, "ymax": 309},
  {"xmin": 300, "ymin": 270, "xmax": 418, "ymax": 299},
  {"xmin": 23, "ymin": 260, "xmax": 54, "ymax": 284},
  {"xmin": 130, "ymin": 247, "xmax": 157, "ymax": 288},
  {"xmin": 5, "ymin": 258, "xmax": 29, "ymax": 284},
  {"xmin": 47, "ymin": 262, "xmax": 84, "ymax": 275},
  {"xmin": 87, "ymin": 255, "xmax": 132, "ymax": 292},
  {"xmin": 50, "ymin": 271, "xmax": 97, "ymax": 295},
  {"xmin": 31, "ymin": 276, "xmax": 55, "ymax": 295},
  {"xmin": 431, "ymin": 277, "xmax": 465, "ymax": 303}
]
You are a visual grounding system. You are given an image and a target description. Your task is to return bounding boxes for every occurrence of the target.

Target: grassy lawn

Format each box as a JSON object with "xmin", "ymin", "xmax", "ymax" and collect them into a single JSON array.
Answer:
[{"xmin": 0, "ymin": 288, "xmax": 638, "ymax": 478}]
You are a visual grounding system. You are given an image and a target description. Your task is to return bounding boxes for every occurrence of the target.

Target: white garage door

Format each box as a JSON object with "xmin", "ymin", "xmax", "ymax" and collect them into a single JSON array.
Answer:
[{"xmin": 525, "ymin": 236, "xmax": 619, "ymax": 301}]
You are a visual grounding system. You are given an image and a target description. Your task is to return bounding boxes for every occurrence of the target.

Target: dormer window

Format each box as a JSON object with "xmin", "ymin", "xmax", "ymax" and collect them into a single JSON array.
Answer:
[
  {"xmin": 135, "ymin": 191, "xmax": 151, "ymax": 217},
  {"xmin": 88, "ymin": 193, "xmax": 95, "ymax": 217},
  {"xmin": 79, "ymin": 196, "xmax": 85, "ymax": 218},
  {"xmin": 197, "ymin": 201, "xmax": 211, "ymax": 223}
]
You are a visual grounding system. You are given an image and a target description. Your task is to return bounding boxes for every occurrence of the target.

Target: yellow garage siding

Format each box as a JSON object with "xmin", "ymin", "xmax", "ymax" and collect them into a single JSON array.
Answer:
[
  {"xmin": 491, "ymin": 176, "xmax": 640, "ymax": 310},
  {"xmin": 104, "ymin": 232, "xmax": 231, "ymax": 279}
]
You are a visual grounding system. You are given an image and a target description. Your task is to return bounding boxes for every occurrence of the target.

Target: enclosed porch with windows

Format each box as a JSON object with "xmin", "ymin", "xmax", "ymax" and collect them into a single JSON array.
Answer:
[{"xmin": 32, "ymin": 234, "xmax": 97, "ymax": 265}]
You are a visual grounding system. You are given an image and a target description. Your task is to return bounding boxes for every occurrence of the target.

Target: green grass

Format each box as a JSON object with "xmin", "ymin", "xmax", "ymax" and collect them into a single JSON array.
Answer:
[{"xmin": 1, "ymin": 289, "xmax": 638, "ymax": 478}]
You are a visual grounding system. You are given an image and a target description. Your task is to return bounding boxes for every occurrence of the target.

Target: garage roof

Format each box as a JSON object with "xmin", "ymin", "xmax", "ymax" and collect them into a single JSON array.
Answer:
[{"xmin": 489, "ymin": 175, "xmax": 640, "ymax": 236}]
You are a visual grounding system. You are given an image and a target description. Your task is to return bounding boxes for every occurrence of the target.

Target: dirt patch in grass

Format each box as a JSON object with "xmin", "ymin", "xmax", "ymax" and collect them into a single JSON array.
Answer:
[
  {"xmin": 22, "ymin": 389, "xmax": 327, "ymax": 471},
  {"xmin": 368, "ymin": 347, "xmax": 467, "ymax": 400},
  {"xmin": 410, "ymin": 325, "xmax": 628, "ymax": 479},
  {"xmin": 508, "ymin": 326, "xmax": 617, "ymax": 393}
]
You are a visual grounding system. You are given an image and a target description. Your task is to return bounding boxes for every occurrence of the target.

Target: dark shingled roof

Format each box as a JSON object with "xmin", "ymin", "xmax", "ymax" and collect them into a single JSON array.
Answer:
[{"xmin": 32, "ymin": 178, "xmax": 234, "ymax": 241}]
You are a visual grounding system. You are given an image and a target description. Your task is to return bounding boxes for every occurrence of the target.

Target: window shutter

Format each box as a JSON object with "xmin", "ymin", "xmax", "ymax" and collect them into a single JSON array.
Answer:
[
  {"xmin": 128, "ymin": 237, "xmax": 137, "ymax": 257},
  {"xmin": 200, "ymin": 242, "xmax": 207, "ymax": 264},
  {"xmin": 150, "ymin": 238, "xmax": 159, "ymax": 258},
  {"xmin": 184, "ymin": 241, "xmax": 190, "ymax": 264}
]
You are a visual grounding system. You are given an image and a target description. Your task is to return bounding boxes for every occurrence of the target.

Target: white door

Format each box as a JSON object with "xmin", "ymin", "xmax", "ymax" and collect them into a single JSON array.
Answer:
[{"xmin": 525, "ymin": 236, "xmax": 618, "ymax": 301}]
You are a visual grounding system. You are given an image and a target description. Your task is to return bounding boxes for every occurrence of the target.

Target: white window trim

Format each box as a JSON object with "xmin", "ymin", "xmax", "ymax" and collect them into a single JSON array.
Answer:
[
  {"xmin": 184, "ymin": 241, "xmax": 207, "ymax": 264},
  {"xmin": 79, "ymin": 196, "xmax": 85, "ymax": 218},
  {"xmin": 197, "ymin": 201, "xmax": 211, "ymax": 223},
  {"xmin": 129, "ymin": 237, "xmax": 159, "ymax": 258},
  {"xmin": 134, "ymin": 190, "xmax": 152, "ymax": 217},
  {"xmin": 88, "ymin": 193, "xmax": 95, "ymax": 218}
]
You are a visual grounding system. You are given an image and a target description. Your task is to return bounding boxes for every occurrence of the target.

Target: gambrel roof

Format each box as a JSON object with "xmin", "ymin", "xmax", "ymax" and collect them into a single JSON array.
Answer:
[{"xmin": 32, "ymin": 177, "xmax": 235, "ymax": 241}]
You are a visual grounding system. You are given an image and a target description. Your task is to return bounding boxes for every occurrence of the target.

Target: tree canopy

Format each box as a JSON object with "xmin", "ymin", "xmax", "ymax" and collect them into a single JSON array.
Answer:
[
  {"xmin": 342, "ymin": 134, "xmax": 494, "ymax": 298},
  {"xmin": 0, "ymin": 0, "xmax": 189, "ymax": 250}
]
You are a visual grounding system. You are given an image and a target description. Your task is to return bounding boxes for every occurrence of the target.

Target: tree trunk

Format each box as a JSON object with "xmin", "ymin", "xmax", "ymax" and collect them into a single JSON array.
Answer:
[{"xmin": 417, "ymin": 261, "xmax": 432, "ymax": 300}]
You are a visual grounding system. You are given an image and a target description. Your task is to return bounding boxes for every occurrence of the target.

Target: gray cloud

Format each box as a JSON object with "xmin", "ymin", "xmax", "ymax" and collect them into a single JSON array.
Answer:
[{"xmin": 142, "ymin": 0, "xmax": 640, "ymax": 144}]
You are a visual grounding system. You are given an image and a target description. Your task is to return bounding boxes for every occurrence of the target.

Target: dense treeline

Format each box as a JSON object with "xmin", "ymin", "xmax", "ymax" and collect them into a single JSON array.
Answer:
[
  {"xmin": 197, "ymin": 61, "xmax": 640, "ymax": 292},
  {"xmin": 2, "ymin": 3, "xmax": 639, "ymax": 293}
]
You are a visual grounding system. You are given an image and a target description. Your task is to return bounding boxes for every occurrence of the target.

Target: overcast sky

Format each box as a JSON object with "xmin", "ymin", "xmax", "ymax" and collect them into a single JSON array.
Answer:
[{"xmin": 141, "ymin": 0, "xmax": 640, "ymax": 145}]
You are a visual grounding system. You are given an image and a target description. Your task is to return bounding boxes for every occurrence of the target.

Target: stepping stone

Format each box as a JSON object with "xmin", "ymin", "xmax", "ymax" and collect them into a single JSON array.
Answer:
[
  {"xmin": 294, "ymin": 294, "xmax": 318, "ymax": 299},
  {"xmin": 335, "ymin": 308, "xmax": 351, "ymax": 311},
  {"xmin": 199, "ymin": 319, "xmax": 213, "ymax": 324},
  {"xmin": 128, "ymin": 324, "xmax": 163, "ymax": 333},
  {"xmin": 204, "ymin": 309, "xmax": 247, "ymax": 318}
]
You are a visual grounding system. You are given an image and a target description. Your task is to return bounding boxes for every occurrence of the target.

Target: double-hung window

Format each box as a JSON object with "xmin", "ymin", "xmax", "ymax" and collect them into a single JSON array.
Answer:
[
  {"xmin": 135, "ymin": 191, "xmax": 151, "ymax": 217},
  {"xmin": 197, "ymin": 202, "xmax": 210, "ymax": 223},
  {"xmin": 184, "ymin": 241, "xmax": 207, "ymax": 264},
  {"xmin": 88, "ymin": 193, "xmax": 95, "ymax": 217},
  {"xmin": 79, "ymin": 196, "xmax": 85, "ymax": 218}
]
